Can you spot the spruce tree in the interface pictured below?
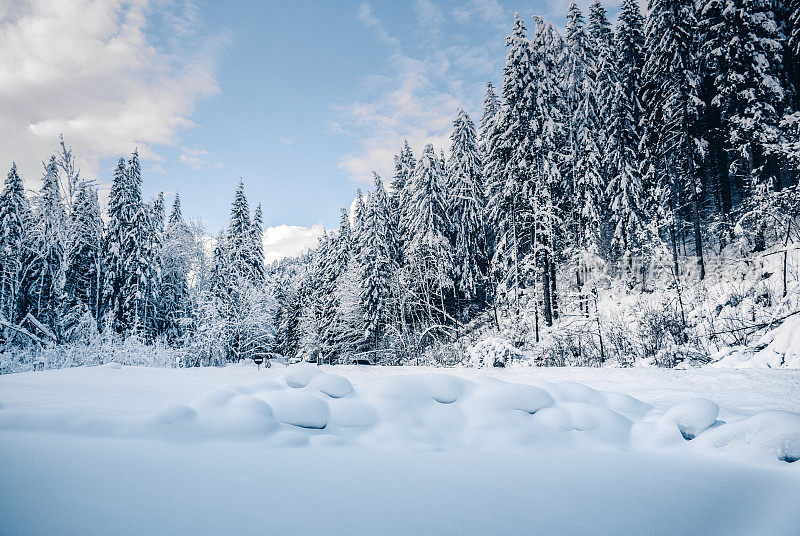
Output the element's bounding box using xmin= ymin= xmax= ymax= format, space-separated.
xmin=159 ymin=193 xmax=192 ymax=341
xmin=250 ymin=203 xmax=266 ymax=283
xmin=479 ymin=82 xmax=500 ymax=149
xmin=644 ymin=0 xmax=706 ymax=278
xmin=485 ymin=13 xmax=534 ymax=313
xmin=359 ymin=174 xmax=396 ymax=347
xmin=27 ymin=157 xmax=66 ymax=333
xmin=606 ymin=0 xmax=646 ymax=266
xmin=446 ymin=108 xmax=486 ymax=304
xmin=65 ymin=182 xmax=103 ymax=324
xmin=0 ymin=163 xmax=30 ymax=325
xmin=228 ymin=180 xmax=252 ymax=279
xmin=405 ymin=144 xmax=453 ymax=324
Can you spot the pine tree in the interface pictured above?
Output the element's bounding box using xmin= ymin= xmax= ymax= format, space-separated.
xmin=564 ymin=2 xmax=604 ymax=254
xmin=485 ymin=13 xmax=534 ymax=314
xmin=0 ymin=163 xmax=30 ymax=325
xmin=228 ymin=180 xmax=252 ymax=278
xmin=700 ymin=0 xmax=784 ymax=199
xmin=360 ymin=174 xmax=397 ymax=347
xmin=65 ymin=182 xmax=103 ymax=324
xmin=530 ymin=16 xmax=567 ymax=328
xmin=159 ymin=193 xmax=192 ymax=341
xmin=102 ymin=158 xmax=127 ymax=331
xmin=644 ymin=0 xmax=706 ymax=278
xmin=27 ymin=156 xmax=66 ymax=333
xmin=405 ymin=144 xmax=453 ymax=325
xmin=606 ymin=0 xmax=646 ymax=266
xmin=479 ymin=82 xmax=500 ymax=149
xmin=250 ymin=203 xmax=265 ymax=283
xmin=446 ymin=108 xmax=486 ymax=304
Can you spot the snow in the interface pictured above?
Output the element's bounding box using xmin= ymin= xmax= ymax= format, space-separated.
xmin=1 ymin=364 xmax=799 ymax=535
xmin=710 ymin=315 xmax=800 ymax=369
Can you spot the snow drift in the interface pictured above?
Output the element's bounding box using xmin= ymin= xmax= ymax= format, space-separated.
xmin=709 ymin=315 xmax=800 ymax=369
xmin=1 ymin=363 xmax=797 ymax=466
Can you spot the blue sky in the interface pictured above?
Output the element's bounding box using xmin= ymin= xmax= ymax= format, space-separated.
xmin=0 ymin=0 xmax=621 ymax=259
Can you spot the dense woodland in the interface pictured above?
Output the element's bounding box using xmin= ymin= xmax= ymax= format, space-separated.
xmin=1 ymin=0 xmax=800 ymax=369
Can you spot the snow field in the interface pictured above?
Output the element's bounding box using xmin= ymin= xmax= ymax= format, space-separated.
xmin=1 ymin=363 xmax=799 ymax=466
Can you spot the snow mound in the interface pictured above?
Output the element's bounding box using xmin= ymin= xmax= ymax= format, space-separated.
xmin=258 ymin=390 xmax=329 ymax=429
xmin=661 ymin=398 xmax=720 ymax=440
xmin=144 ymin=389 xmax=278 ymax=440
xmin=284 ymin=363 xmax=322 ymax=388
xmin=375 ymin=374 xmax=469 ymax=404
xmin=692 ymin=411 xmax=800 ymax=463
xmin=709 ymin=316 xmax=800 ymax=369
xmin=469 ymin=379 xmax=553 ymax=414
xmin=1 ymin=369 xmax=798 ymax=466
xmin=102 ymin=362 xmax=122 ymax=369
xmin=308 ymin=373 xmax=353 ymax=398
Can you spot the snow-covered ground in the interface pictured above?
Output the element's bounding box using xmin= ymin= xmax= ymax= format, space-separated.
xmin=1 ymin=363 xmax=799 ymax=535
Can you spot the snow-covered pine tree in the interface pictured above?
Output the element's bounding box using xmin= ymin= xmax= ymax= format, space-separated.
xmin=359 ymin=173 xmax=397 ymax=348
xmin=479 ymin=82 xmax=500 ymax=150
xmin=227 ymin=179 xmax=252 ymax=279
xmin=446 ymin=108 xmax=487 ymax=309
xmin=102 ymin=158 xmax=127 ymax=331
xmin=0 ymin=163 xmax=31 ymax=323
xmin=143 ymin=191 xmax=165 ymax=336
xmin=405 ymin=144 xmax=453 ymax=326
xmin=65 ymin=182 xmax=104 ymax=325
xmin=700 ymin=0 xmax=784 ymax=202
xmin=530 ymin=16 xmax=567 ymax=328
xmin=26 ymin=156 xmax=66 ymax=335
xmin=391 ymin=141 xmax=415 ymax=213
xmin=0 ymin=164 xmax=30 ymax=327
xmin=351 ymin=188 xmax=366 ymax=253
xmin=274 ymin=272 xmax=301 ymax=358
xmin=159 ymin=193 xmax=193 ymax=341
xmin=297 ymin=232 xmax=331 ymax=360
xmin=121 ymin=150 xmax=153 ymax=333
xmin=605 ymin=0 xmax=646 ymax=271
xmin=644 ymin=0 xmax=706 ymax=278
xmin=564 ymin=2 xmax=605 ymax=312
xmin=485 ymin=13 xmax=534 ymax=315
xmin=587 ymin=0 xmax=616 ymax=174
xmin=249 ymin=203 xmax=266 ymax=284
xmin=317 ymin=207 xmax=353 ymax=358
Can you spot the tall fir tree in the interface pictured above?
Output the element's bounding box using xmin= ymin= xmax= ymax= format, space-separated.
xmin=486 ymin=13 xmax=534 ymax=313
xmin=228 ymin=180 xmax=252 ymax=279
xmin=250 ymin=203 xmax=266 ymax=283
xmin=65 ymin=182 xmax=103 ymax=324
xmin=446 ymin=108 xmax=487 ymax=304
xmin=359 ymin=174 xmax=397 ymax=347
xmin=159 ymin=193 xmax=192 ymax=341
xmin=644 ymin=0 xmax=706 ymax=277
xmin=0 ymin=163 xmax=30 ymax=325
xmin=27 ymin=157 xmax=66 ymax=334
xmin=606 ymin=0 xmax=647 ymax=265
xmin=405 ymin=144 xmax=453 ymax=324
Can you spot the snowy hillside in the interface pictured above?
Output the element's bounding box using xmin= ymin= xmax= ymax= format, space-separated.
xmin=1 ymin=363 xmax=798 ymax=535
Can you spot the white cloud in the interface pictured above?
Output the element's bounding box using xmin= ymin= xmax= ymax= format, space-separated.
xmin=0 ymin=0 xmax=224 ymax=185
xmin=414 ymin=0 xmax=445 ymax=35
xmin=452 ymin=0 xmax=507 ymax=29
xmin=337 ymin=3 xmax=474 ymax=184
xmin=262 ymin=223 xmax=326 ymax=264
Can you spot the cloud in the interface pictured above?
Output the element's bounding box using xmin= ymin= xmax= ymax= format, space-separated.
xmin=414 ymin=0 xmax=445 ymax=35
xmin=0 ymin=0 xmax=225 ymax=185
xmin=262 ymin=223 xmax=326 ymax=264
xmin=337 ymin=3 xmax=482 ymax=184
xmin=452 ymin=0 xmax=507 ymax=29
